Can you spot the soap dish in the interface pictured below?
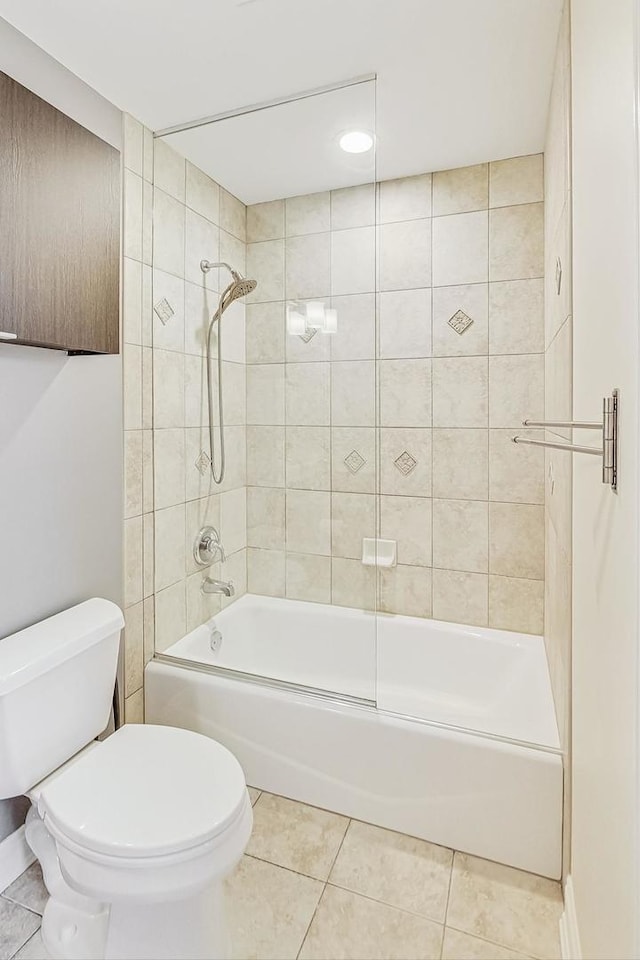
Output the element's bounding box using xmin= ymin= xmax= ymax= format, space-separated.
xmin=361 ymin=538 xmax=397 ymax=568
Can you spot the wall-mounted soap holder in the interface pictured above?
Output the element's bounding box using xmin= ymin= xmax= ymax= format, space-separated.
xmin=362 ymin=538 xmax=397 ymax=568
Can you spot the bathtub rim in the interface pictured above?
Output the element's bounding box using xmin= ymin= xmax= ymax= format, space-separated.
xmin=151 ymin=651 xmax=562 ymax=755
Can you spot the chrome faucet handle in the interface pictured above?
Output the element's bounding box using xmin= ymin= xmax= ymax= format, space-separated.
xmin=194 ymin=526 xmax=225 ymax=566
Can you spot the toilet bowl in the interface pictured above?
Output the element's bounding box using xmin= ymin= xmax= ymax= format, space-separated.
xmin=0 ymin=599 xmax=253 ymax=960
xmin=27 ymin=724 xmax=253 ymax=960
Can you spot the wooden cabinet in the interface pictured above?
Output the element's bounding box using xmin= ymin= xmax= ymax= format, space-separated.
xmin=0 ymin=71 xmax=120 ymax=354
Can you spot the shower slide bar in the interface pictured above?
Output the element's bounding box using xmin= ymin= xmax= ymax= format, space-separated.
xmin=512 ymin=390 xmax=618 ymax=491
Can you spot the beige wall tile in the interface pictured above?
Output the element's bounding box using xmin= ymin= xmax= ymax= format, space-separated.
xmin=490 ymin=502 xmax=544 ymax=580
xmin=379 ymin=219 xmax=432 ymax=290
xmin=332 ymin=427 xmax=376 ymax=494
xmin=154 ymin=580 xmax=186 ymax=652
xmin=123 ymin=257 xmax=143 ymax=345
xmin=184 ymin=281 xmax=216 ymax=356
xmin=152 ymin=268 xmax=185 ymax=353
xmin=379 ymin=359 xmax=431 ymax=427
xmin=447 ymin=852 xmax=561 ymax=958
xmin=143 ymin=512 xmax=154 ymax=599
xmin=247 ymin=548 xmax=286 ymax=597
xmin=432 ymin=283 xmax=489 ymax=357
xmin=286 ymin=315 xmax=331 ymax=362
xmin=247 ymin=363 xmax=285 ymax=425
xmin=433 ymin=499 xmax=488 ymax=573
xmin=123 ymin=169 xmax=143 ymax=261
xmin=124 ymin=516 xmax=143 ymax=607
xmin=331 ymin=183 xmax=376 ymax=230
xmin=221 ymin=548 xmax=247 ymax=607
xmin=489 ymin=575 xmax=544 ymax=634
xmin=154 ymin=503 xmax=186 ymax=591
xmin=489 ymin=203 xmax=544 ymax=281
xmin=330 ymin=294 xmax=376 ymax=361
xmin=331 ymin=557 xmax=375 ymax=610
xmin=142 ymin=430 xmax=154 ymax=514
xmin=432 ymin=163 xmax=488 ymax=216
xmin=186 ymin=161 xmax=219 ymax=224
xmin=331 ymin=492 xmax=376 ymax=559
xmin=154 ymin=139 xmax=185 ymax=201
xmin=142 ymin=126 xmax=154 ymax=183
xmin=331 ymin=226 xmax=376 ymax=295
xmin=153 ymin=349 xmax=184 ymax=428
xmin=545 ymin=318 xmax=572 ymax=429
xmin=124 ymin=430 xmax=144 ymax=519
xmin=380 ymin=564 xmax=432 ymax=617
xmin=380 ymin=428 xmax=432 ymax=497
xmin=247 ymin=199 xmax=285 ymax=242
xmin=220 ymin=189 xmax=246 ymax=242
xmin=247 ymin=487 xmax=285 ymax=550
xmin=185 ymin=208 xmax=219 ymax=287
xmin=287 ymin=490 xmax=330 ymax=555
xmin=143 ymin=595 xmax=155 ymax=663
xmin=123 ymin=114 xmax=144 ymax=176
xmin=286 ymin=362 xmax=330 ymax=425
xmin=142 ymin=180 xmax=153 ymax=266
xmin=329 ymin=820 xmax=452 ymax=922
xmin=433 ymin=211 xmax=488 ymax=286
xmin=141 ymin=264 xmax=153 ymax=347
xmin=432 ymin=429 xmax=488 ymax=500
xmin=220 ymin=487 xmax=247 ymax=555
xmin=123 ymin=344 xmax=142 ymax=430
xmin=285 ymin=234 xmax=331 ymax=299
xmin=286 ymin=426 xmax=331 ymax=490
xmin=378 ymin=174 xmax=432 ymax=222
xmin=489 ymin=354 xmax=544 ymax=428
xmin=286 ymin=192 xmax=330 ymax=236
xmin=489 ymin=278 xmax=544 ymax=354
xmin=490 ymin=154 xmax=544 ymax=208
xmin=142 ymin=347 xmax=153 ymax=430
xmin=432 ymin=569 xmax=488 ymax=626
xmin=432 ymin=357 xmax=488 ymax=428
xmin=124 ymin=601 xmax=144 ymax=697
xmin=246 ymin=302 xmax=285 ymax=363
xmin=247 ymin=425 xmax=285 ymax=487
xmin=489 ymin=429 xmax=544 ymax=504
xmin=331 ymin=361 xmax=375 ymax=426
xmin=380 ymin=495 xmax=432 ymax=565
xmin=125 ymin=689 xmax=144 ymax=724
xmin=153 ymin=188 xmax=185 ymax=277
xmin=378 ymin=288 xmax=431 ymax=360
xmin=246 ymin=239 xmax=285 ymax=303
xmin=186 ymin=568 xmax=222 ymax=631
xmin=154 ymin=428 xmax=185 ymax=509
xmin=286 ymin=553 xmax=331 ymax=603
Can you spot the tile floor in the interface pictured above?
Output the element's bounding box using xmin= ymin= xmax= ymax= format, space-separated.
xmin=1 ymin=789 xmax=563 ymax=960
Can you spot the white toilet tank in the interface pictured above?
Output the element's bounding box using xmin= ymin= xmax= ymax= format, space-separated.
xmin=0 ymin=599 xmax=124 ymax=799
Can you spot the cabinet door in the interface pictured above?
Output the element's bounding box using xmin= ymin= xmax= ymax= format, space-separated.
xmin=0 ymin=71 xmax=120 ymax=353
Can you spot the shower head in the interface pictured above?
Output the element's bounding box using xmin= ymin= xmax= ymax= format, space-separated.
xmin=201 ymin=259 xmax=257 ymax=304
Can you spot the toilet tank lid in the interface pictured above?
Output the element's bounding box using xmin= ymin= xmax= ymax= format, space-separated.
xmin=0 ymin=599 xmax=124 ymax=697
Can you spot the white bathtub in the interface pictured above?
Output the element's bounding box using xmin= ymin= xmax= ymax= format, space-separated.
xmin=145 ymin=594 xmax=563 ymax=878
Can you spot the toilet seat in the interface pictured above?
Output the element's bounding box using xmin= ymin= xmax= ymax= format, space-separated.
xmin=34 ymin=724 xmax=252 ymax=904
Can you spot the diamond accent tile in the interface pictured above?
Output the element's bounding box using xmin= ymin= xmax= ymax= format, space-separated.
xmin=394 ymin=451 xmax=417 ymax=476
xmin=344 ymin=450 xmax=366 ymax=474
xmin=298 ymin=327 xmax=318 ymax=344
xmin=448 ymin=309 xmax=473 ymax=335
xmin=194 ymin=450 xmax=211 ymax=475
xmin=154 ymin=297 xmax=175 ymax=326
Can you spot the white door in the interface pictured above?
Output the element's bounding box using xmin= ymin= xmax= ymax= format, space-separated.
xmin=570 ymin=0 xmax=639 ymax=956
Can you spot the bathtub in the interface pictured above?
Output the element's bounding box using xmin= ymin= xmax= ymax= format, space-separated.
xmin=145 ymin=594 xmax=563 ymax=879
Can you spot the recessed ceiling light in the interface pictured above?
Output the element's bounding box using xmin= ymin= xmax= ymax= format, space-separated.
xmin=339 ymin=130 xmax=374 ymax=154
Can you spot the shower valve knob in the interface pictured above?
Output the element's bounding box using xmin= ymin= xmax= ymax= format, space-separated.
xmin=194 ymin=526 xmax=225 ymax=566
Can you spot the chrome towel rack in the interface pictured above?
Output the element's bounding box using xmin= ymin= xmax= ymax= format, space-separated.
xmin=512 ymin=390 xmax=618 ymax=491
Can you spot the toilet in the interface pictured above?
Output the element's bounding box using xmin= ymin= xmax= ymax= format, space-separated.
xmin=0 ymin=598 xmax=252 ymax=960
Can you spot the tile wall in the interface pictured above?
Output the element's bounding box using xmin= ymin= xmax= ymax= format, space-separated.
xmin=122 ymin=122 xmax=250 ymax=693
xmin=543 ymin=0 xmax=573 ymax=869
xmin=245 ymin=157 xmax=546 ymax=631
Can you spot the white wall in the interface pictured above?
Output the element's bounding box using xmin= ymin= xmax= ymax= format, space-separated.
xmin=570 ymin=0 xmax=639 ymax=956
xmin=0 ymin=16 xmax=122 ymax=841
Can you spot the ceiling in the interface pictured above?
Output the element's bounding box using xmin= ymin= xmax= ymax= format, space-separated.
xmin=0 ymin=0 xmax=563 ymax=203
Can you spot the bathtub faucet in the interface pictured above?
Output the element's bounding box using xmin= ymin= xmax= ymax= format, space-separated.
xmin=201 ymin=577 xmax=235 ymax=597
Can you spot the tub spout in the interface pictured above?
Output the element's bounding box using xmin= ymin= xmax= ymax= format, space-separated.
xmin=202 ymin=577 xmax=235 ymax=597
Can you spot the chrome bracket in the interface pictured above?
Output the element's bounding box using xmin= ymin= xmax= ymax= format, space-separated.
xmin=512 ymin=390 xmax=619 ymax=492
